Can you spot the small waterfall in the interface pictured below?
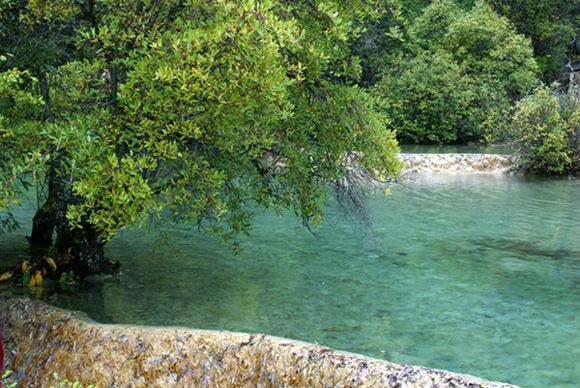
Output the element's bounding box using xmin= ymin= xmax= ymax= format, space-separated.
xmin=397 ymin=153 xmax=516 ymax=173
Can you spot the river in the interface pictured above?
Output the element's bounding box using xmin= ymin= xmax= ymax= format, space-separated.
xmin=1 ymin=168 xmax=579 ymax=388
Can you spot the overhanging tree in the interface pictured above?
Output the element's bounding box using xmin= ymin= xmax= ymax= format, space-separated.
xmin=0 ymin=0 xmax=402 ymax=281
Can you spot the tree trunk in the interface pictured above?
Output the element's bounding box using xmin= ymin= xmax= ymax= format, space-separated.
xmin=28 ymin=154 xmax=110 ymax=278
xmin=38 ymin=70 xmax=52 ymax=121
xmin=54 ymin=221 xmax=107 ymax=277
xmin=29 ymin=200 xmax=55 ymax=251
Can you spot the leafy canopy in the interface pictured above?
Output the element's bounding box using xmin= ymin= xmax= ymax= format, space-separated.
xmin=487 ymin=0 xmax=580 ymax=83
xmin=510 ymin=84 xmax=580 ymax=175
xmin=373 ymin=0 xmax=538 ymax=144
xmin=0 ymin=0 xmax=401 ymax=262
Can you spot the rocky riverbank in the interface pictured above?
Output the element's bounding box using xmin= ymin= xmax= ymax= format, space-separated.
xmin=0 ymin=296 xmax=521 ymax=388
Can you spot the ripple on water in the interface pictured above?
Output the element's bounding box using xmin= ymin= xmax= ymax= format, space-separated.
xmin=1 ymin=173 xmax=580 ymax=388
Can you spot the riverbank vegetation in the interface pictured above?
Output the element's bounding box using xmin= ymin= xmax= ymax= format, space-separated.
xmin=353 ymin=0 xmax=579 ymax=174
xmin=373 ymin=0 xmax=538 ymax=145
xmin=511 ymin=84 xmax=580 ymax=175
xmin=356 ymin=0 xmax=580 ymax=146
xmin=1 ymin=0 xmax=579 ymax=282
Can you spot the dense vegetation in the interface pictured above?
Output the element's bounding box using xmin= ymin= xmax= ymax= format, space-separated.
xmin=1 ymin=0 xmax=579 ymax=282
xmin=510 ymin=84 xmax=580 ymax=175
xmin=352 ymin=0 xmax=580 ymax=172
xmin=373 ymin=0 xmax=538 ymax=144
xmin=353 ymin=0 xmax=580 ymax=88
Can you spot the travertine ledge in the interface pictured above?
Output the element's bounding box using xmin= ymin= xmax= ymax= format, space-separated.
xmin=397 ymin=153 xmax=516 ymax=173
xmin=0 ymin=296 xmax=520 ymax=388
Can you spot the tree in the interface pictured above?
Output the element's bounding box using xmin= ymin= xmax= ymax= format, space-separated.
xmin=510 ymin=84 xmax=580 ymax=175
xmin=348 ymin=0 xmax=409 ymax=88
xmin=0 ymin=0 xmax=402 ymax=281
xmin=373 ymin=51 xmax=479 ymax=144
xmin=487 ymin=0 xmax=580 ymax=83
xmin=0 ymin=0 xmax=88 ymax=120
xmin=0 ymin=57 xmax=44 ymax=235
xmin=373 ymin=0 xmax=538 ymax=144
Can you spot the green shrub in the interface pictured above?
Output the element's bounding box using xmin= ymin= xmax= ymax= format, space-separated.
xmin=440 ymin=0 xmax=537 ymax=97
xmin=374 ymin=49 xmax=515 ymax=144
xmin=510 ymin=84 xmax=580 ymax=175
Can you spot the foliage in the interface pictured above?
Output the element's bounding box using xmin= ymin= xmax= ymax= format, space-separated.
xmin=0 ymin=0 xmax=402 ymax=278
xmin=374 ymin=51 xmax=477 ymax=144
xmin=373 ymin=0 xmax=538 ymax=144
xmin=349 ymin=0 xmax=484 ymax=89
xmin=487 ymin=0 xmax=580 ymax=83
xmin=353 ymin=0 xmax=577 ymax=90
xmin=510 ymin=84 xmax=580 ymax=175
xmin=2 ymin=370 xmax=18 ymax=388
xmin=0 ymin=57 xmax=45 ymax=234
xmin=410 ymin=0 xmax=460 ymax=49
xmin=51 ymin=372 xmax=96 ymax=388
xmin=348 ymin=1 xmax=410 ymax=88
xmin=440 ymin=1 xmax=538 ymax=96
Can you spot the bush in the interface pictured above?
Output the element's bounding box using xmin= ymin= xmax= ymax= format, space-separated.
xmin=374 ymin=49 xmax=516 ymax=144
xmin=510 ymin=84 xmax=580 ymax=175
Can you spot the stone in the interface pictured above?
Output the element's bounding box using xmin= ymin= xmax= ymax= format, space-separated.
xmin=0 ymin=296 xmax=521 ymax=388
xmin=396 ymin=154 xmax=515 ymax=174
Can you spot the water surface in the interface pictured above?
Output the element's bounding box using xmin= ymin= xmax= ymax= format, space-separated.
xmin=1 ymin=172 xmax=579 ymax=388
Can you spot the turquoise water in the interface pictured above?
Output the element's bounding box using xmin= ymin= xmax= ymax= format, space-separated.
xmin=1 ymin=172 xmax=580 ymax=388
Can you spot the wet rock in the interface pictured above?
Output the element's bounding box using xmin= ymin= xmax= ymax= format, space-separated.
xmin=0 ymin=296 xmax=520 ymax=388
xmin=397 ymin=154 xmax=517 ymax=174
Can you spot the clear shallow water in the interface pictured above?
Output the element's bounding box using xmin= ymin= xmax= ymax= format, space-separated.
xmin=2 ymin=173 xmax=580 ymax=388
